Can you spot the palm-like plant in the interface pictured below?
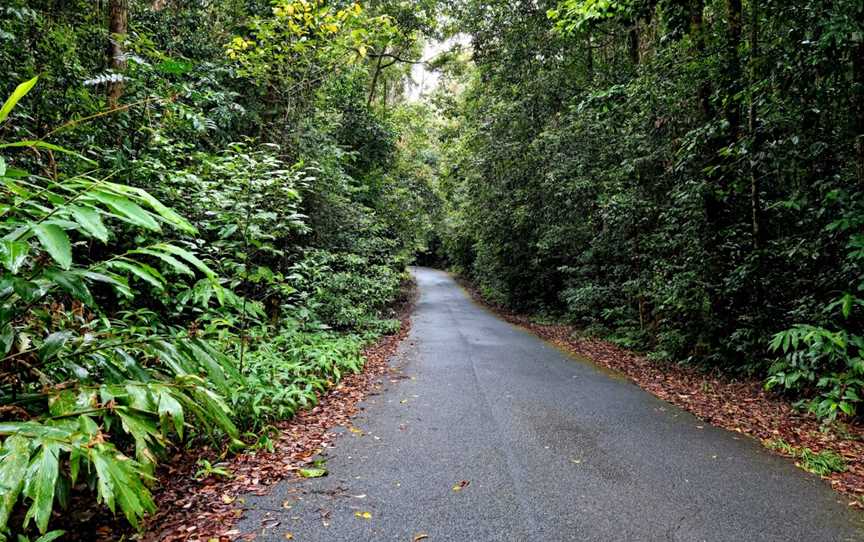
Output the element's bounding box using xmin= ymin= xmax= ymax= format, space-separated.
xmin=0 ymin=79 xmax=241 ymax=538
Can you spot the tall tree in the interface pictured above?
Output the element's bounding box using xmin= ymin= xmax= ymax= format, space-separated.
xmin=690 ymin=0 xmax=712 ymax=119
xmin=107 ymin=0 xmax=128 ymax=107
xmin=748 ymin=0 xmax=761 ymax=249
xmin=854 ymin=17 xmax=864 ymax=186
xmin=724 ymin=0 xmax=743 ymax=138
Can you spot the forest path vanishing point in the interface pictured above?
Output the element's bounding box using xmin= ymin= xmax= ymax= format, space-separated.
xmin=239 ymin=268 xmax=863 ymax=542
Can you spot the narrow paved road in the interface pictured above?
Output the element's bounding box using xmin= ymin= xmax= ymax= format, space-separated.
xmin=239 ymin=268 xmax=863 ymax=541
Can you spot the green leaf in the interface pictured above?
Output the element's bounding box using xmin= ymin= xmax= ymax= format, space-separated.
xmin=121 ymin=384 xmax=148 ymax=409
xmin=39 ymin=331 xmax=74 ymax=362
xmin=106 ymin=260 xmax=165 ymax=291
xmin=87 ymin=191 xmax=161 ymax=231
xmin=0 ymin=240 xmax=30 ymax=274
xmin=81 ymin=271 xmax=133 ymax=299
xmin=157 ymin=59 xmax=194 ymax=75
xmin=156 ymin=388 xmax=185 ymax=439
xmin=0 ymin=423 xmax=75 ymax=440
xmin=3 ymin=166 xmax=29 ymax=179
xmin=152 ymin=244 xmax=215 ymax=278
xmin=48 ymin=390 xmax=78 ymax=417
xmin=186 ymin=342 xmax=229 ymax=392
xmin=116 ymin=409 xmax=163 ymax=465
xmin=44 ymin=269 xmax=94 ymax=306
xmin=104 ymin=184 xmax=196 ymax=234
xmin=840 ymin=293 xmax=854 ymax=319
xmin=13 ymin=277 xmax=44 ymax=302
xmin=0 ymin=156 xmax=6 ymax=177
xmin=90 ymin=444 xmax=156 ymax=528
xmin=769 ymin=332 xmax=785 ymax=352
xmin=128 ymin=248 xmax=194 ymax=276
xmin=1 ymin=177 xmax=31 ymax=198
xmin=34 ymin=531 xmax=66 ymax=542
xmin=68 ymin=205 xmax=109 ymax=243
xmin=298 ymin=468 xmax=327 ymax=478
xmin=0 ymin=323 xmax=14 ymax=356
xmin=181 ymin=381 xmax=239 ymax=439
xmin=32 ymin=223 xmax=72 ymax=270
xmin=0 ymin=76 xmax=38 ymax=124
xmin=22 ymin=441 xmax=60 ymax=533
xmin=0 ymin=141 xmax=96 ymax=165
xmin=0 ymin=435 xmax=31 ymax=530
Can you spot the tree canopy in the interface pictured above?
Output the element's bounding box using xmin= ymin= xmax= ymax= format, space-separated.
xmin=431 ymin=0 xmax=864 ymax=421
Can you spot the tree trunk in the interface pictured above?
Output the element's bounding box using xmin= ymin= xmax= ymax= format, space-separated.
xmin=854 ymin=37 xmax=864 ymax=186
xmin=749 ymin=0 xmax=762 ymax=249
xmin=107 ymin=0 xmax=128 ymax=108
xmin=724 ymin=0 xmax=743 ymax=139
xmin=367 ymin=52 xmax=384 ymax=107
xmin=628 ymin=22 xmax=641 ymax=66
xmin=690 ymin=0 xmax=713 ymax=119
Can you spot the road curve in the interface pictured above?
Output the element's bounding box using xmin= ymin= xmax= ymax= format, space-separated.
xmin=239 ymin=267 xmax=863 ymax=541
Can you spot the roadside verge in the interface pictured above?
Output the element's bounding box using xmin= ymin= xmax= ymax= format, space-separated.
xmin=74 ymin=280 xmax=418 ymax=542
xmin=457 ymin=277 xmax=864 ymax=508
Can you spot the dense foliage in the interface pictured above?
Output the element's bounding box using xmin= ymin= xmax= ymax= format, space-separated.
xmin=0 ymin=1 xmax=439 ymax=538
xmin=431 ymin=0 xmax=864 ymax=421
xmin=4 ymin=0 xmax=863 ymax=536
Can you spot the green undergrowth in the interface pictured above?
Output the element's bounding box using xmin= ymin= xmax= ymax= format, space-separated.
xmin=0 ymin=56 xmax=421 ymax=539
xmin=764 ymin=439 xmax=847 ymax=476
xmin=229 ymin=328 xmax=365 ymax=432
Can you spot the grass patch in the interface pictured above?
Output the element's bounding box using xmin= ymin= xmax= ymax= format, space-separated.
xmin=764 ymin=438 xmax=847 ymax=476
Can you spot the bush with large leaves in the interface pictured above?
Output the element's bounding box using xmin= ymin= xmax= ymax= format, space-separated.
xmin=0 ymin=79 xmax=240 ymax=538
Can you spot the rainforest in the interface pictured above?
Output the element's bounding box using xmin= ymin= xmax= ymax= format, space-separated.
xmin=1 ymin=0 xmax=863 ymax=540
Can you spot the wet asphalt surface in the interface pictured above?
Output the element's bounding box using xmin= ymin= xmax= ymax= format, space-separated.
xmin=238 ymin=267 xmax=864 ymax=542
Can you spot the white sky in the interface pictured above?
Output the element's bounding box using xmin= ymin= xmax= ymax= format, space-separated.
xmin=406 ymin=35 xmax=469 ymax=102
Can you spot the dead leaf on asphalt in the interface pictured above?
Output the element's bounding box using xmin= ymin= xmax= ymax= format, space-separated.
xmin=298 ymin=468 xmax=327 ymax=478
xmin=452 ymin=480 xmax=470 ymax=491
xmin=413 ymin=534 xmax=429 ymax=541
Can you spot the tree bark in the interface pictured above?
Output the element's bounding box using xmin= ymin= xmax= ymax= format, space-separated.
xmin=724 ymin=0 xmax=743 ymax=139
xmin=107 ymin=0 xmax=128 ymax=108
xmin=854 ymin=37 xmax=864 ymax=186
xmin=368 ymin=51 xmax=384 ymax=107
xmin=628 ymin=22 xmax=641 ymax=66
xmin=690 ymin=0 xmax=712 ymax=119
xmin=749 ymin=0 xmax=762 ymax=249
